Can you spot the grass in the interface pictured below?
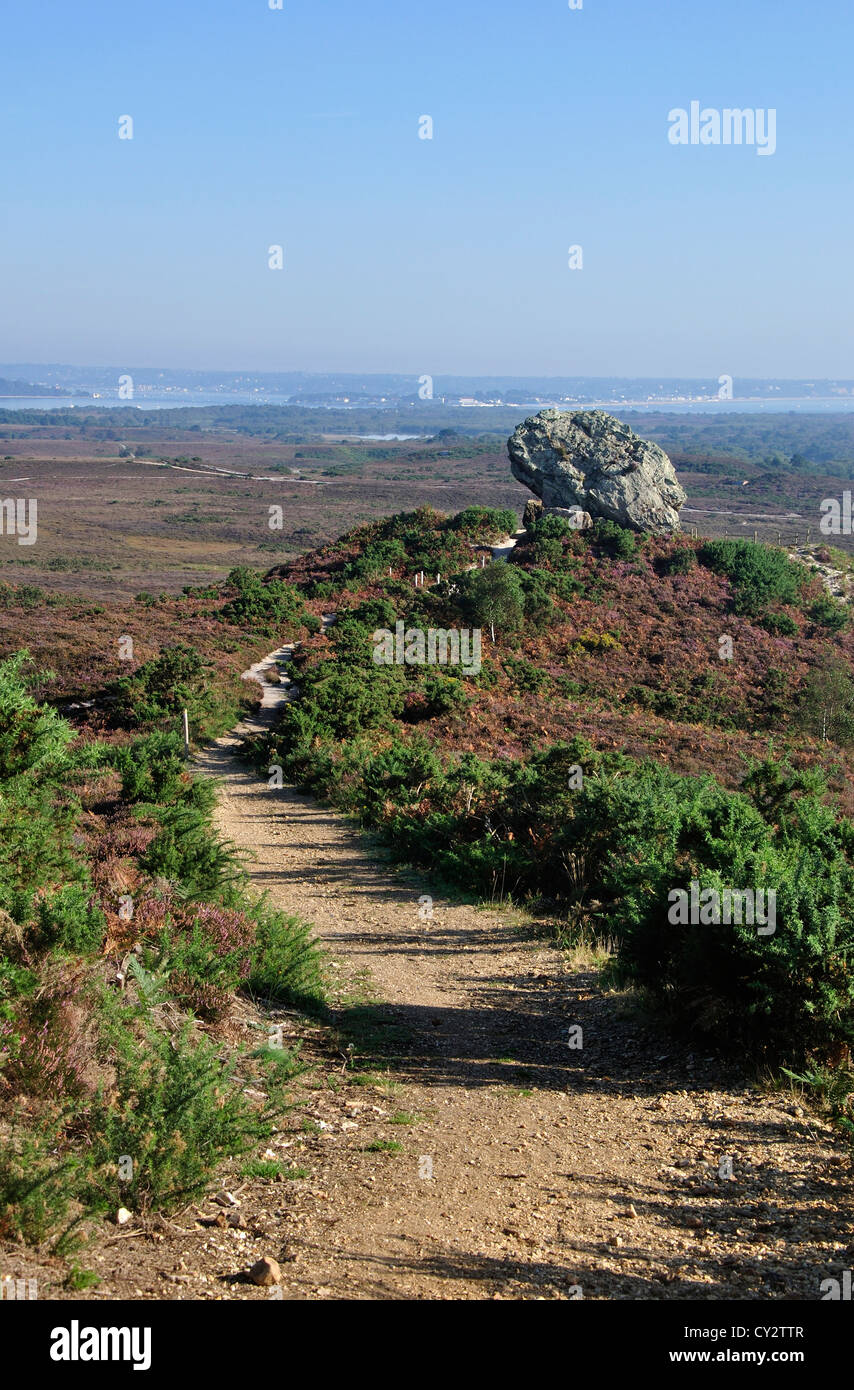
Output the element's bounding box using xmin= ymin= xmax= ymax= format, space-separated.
xmin=364 ymin=1139 xmax=403 ymax=1154
xmin=388 ymin=1111 xmax=419 ymax=1125
xmin=240 ymin=1159 xmax=286 ymax=1180
xmin=65 ymin=1264 xmax=100 ymax=1292
xmin=348 ymin=1070 xmax=401 ymax=1093
xmin=778 ymin=1062 xmax=854 ymax=1139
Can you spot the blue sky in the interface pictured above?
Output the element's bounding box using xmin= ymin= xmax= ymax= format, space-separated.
xmin=2 ymin=0 xmax=851 ymax=376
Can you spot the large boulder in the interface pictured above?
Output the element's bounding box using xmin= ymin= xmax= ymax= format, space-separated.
xmin=508 ymin=409 xmax=686 ymax=533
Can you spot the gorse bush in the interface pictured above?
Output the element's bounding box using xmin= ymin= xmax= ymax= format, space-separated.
xmin=698 ymin=539 xmax=806 ymax=615
xmin=82 ymin=1018 xmax=303 ymax=1215
xmin=450 ymin=506 xmax=517 ymax=542
xmin=108 ymin=642 xmax=245 ymax=740
xmin=247 ymin=903 xmax=326 ymax=1009
xmin=116 ymin=730 xmax=188 ymax=803
xmin=36 ymin=883 xmax=106 ymax=955
xmin=0 ymin=1114 xmax=84 ymax=1250
xmin=221 ymin=566 xmax=318 ymax=635
xmin=809 ymin=594 xmax=849 ymax=632
xmin=0 ymin=651 xmax=96 ymax=909
xmin=594 ymin=518 xmax=639 ymax=558
xmin=0 ymin=651 xmax=75 ymax=779
xmin=141 ymin=801 xmax=244 ymax=901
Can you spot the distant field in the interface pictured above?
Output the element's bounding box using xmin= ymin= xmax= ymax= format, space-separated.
xmin=0 ymin=435 xmax=518 ymax=597
xmin=1 ymin=413 xmax=853 ymax=596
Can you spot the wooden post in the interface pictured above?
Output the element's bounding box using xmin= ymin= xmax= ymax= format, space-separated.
xmin=753 ymin=529 xmax=758 ymax=543
xmin=182 ymin=708 xmax=190 ymax=757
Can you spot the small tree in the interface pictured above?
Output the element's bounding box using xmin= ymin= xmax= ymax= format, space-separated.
xmin=798 ymin=660 xmax=854 ymax=744
xmin=460 ymin=562 xmax=525 ymax=641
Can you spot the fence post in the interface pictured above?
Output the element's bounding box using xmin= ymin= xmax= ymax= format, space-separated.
xmin=182 ymin=708 xmax=190 ymax=758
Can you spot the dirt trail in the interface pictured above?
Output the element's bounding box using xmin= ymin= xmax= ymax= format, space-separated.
xmin=190 ymin=684 xmax=854 ymax=1301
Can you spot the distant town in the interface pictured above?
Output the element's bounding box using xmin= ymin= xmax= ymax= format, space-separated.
xmin=2 ymin=365 xmax=854 ymax=411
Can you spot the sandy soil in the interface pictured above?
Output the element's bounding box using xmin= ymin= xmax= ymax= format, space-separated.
xmin=8 ymin=681 xmax=852 ymax=1301
xmin=183 ymin=701 xmax=853 ymax=1300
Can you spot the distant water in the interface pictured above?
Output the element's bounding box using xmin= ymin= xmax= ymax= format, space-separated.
xmin=3 ymin=394 xmax=854 ymax=416
xmin=611 ymin=399 xmax=854 ymax=415
xmin=0 ymin=392 xmax=298 ymax=411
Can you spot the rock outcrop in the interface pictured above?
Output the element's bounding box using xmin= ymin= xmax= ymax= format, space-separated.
xmin=545 ymin=506 xmax=593 ymax=531
xmin=508 ymin=409 xmax=686 ymax=533
xmin=522 ymin=497 xmax=543 ymax=529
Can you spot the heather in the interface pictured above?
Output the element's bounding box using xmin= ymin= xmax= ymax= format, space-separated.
xmin=0 ymin=634 xmax=325 ymax=1249
xmin=244 ymin=509 xmax=854 ymax=1075
xmin=3 ymin=501 xmax=854 ymax=1248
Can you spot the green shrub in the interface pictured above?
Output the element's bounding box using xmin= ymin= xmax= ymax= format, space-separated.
xmin=246 ymin=905 xmax=326 ymax=1009
xmin=83 ymin=1022 xmax=302 ymax=1215
xmin=116 ymin=731 xmax=187 ymax=803
xmin=809 ymin=594 xmax=849 ymax=632
xmin=594 ymin=518 xmax=639 ymax=558
xmin=698 ymin=540 xmax=806 ymax=615
xmin=418 ymin=672 xmax=473 ymax=718
xmin=141 ymin=802 xmax=244 ymax=901
xmin=221 ymin=568 xmax=308 ymax=632
xmin=528 ymin=513 xmax=577 ymax=541
xmin=0 ymin=1115 xmax=82 ymax=1249
xmin=0 ymin=651 xmax=75 ymax=780
xmin=502 ymin=657 xmax=549 ymax=692
xmin=36 ymin=883 xmax=106 ymax=955
xmin=758 ymin=610 xmax=798 ymax=636
xmin=111 ymin=644 xmax=216 ymax=734
xmin=659 ymin=545 xmax=697 ymax=576
xmin=450 ymin=506 xmax=517 ymax=542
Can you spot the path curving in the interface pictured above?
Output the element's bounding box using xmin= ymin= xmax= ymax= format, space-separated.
xmin=190 ymin=660 xmax=854 ymax=1301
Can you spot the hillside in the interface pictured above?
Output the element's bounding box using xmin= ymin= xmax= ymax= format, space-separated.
xmin=1 ymin=502 xmax=853 ymax=1300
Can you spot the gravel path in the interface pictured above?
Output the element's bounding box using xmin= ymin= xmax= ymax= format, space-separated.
xmin=186 ymin=687 xmax=854 ymax=1300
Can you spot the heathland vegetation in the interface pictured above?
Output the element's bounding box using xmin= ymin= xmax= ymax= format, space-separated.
xmin=0 ymin=577 xmax=324 ymax=1258
xmin=247 ymin=507 xmax=854 ymax=1085
xmin=2 ymin=497 xmax=854 ymax=1260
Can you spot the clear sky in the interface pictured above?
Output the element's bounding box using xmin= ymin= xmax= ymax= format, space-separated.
xmin=2 ymin=0 xmax=851 ymax=377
